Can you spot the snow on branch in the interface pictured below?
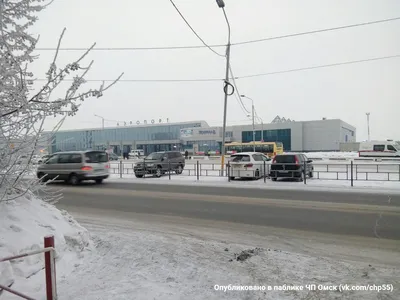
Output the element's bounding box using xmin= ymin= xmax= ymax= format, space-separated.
xmin=0 ymin=0 xmax=123 ymax=202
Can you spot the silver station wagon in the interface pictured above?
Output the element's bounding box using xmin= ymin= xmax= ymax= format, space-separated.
xmin=36 ymin=150 xmax=110 ymax=185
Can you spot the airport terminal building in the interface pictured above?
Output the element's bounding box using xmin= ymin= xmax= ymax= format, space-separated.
xmin=44 ymin=117 xmax=356 ymax=155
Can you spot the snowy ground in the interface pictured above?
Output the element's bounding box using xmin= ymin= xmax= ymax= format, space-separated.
xmin=296 ymin=151 xmax=359 ymax=159
xmin=55 ymin=212 xmax=400 ymax=300
xmin=1 ymin=188 xmax=399 ymax=299
xmin=107 ymin=173 xmax=400 ymax=193
xmin=0 ymin=194 xmax=92 ymax=300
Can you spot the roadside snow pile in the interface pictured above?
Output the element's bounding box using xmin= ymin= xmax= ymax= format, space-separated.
xmin=301 ymin=152 xmax=358 ymax=159
xmin=231 ymin=247 xmax=264 ymax=262
xmin=58 ymin=220 xmax=400 ymax=300
xmin=0 ymin=193 xmax=92 ymax=299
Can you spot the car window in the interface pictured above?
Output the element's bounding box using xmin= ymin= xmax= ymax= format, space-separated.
xmin=252 ymin=154 xmax=263 ymax=161
xmin=168 ymin=152 xmax=176 ymax=159
xmin=274 ymin=155 xmax=296 ymax=163
xmin=145 ymin=152 xmax=164 ymax=160
xmin=231 ymin=155 xmax=250 ymax=162
xmin=70 ymin=154 xmax=82 ymax=163
xmin=85 ymin=151 xmax=108 ymax=163
xmin=261 ymin=155 xmax=270 ymax=161
xmin=58 ymin=154 xmax=71 ymax=163
xmin=46 ymin=155 xmax=59 ymax=164
xmin=373 ymin=145 xmax=385 ymax=151
xmin=387 ymin=145 xmax=397 ymax=151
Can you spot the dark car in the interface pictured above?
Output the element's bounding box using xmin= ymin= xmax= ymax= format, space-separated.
xmin=108 ymin=153 xmax=119 ymax=161
xmin=133 ymin=151 xmax=185 ymax=178
xmin=270 ymin=153 xmax=313 ymax=182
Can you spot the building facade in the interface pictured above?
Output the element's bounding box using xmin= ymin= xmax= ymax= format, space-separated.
xmin=45 ymin=118 xmax=356 ymax=155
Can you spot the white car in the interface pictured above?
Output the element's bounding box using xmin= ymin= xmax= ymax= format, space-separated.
xmin=228 ymin=152 xmax=271 ymax=180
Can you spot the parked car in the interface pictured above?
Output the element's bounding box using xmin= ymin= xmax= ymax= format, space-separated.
xmin=38 ymin=154 xmax=50 ymax=164
xmin=16 ymin=155 xmax=29 ymax=165
xmin=359 ymin=140 xmax=400 ymax=157
xmin=269 ymin=153 xmax=313 ymax=182
xmin=228 ymin=152 xmax=271 ymax=180
xmin=133 ymin=151 xmax=185 ymax=178
xmin=36 ymin=150 xmax=110 ymax=185
xmin=108 ymin=152 xmax=119 ymax=161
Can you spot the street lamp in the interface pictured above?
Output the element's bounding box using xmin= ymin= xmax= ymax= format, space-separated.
xmin=241 ymin=95 xmax=255 ymax=152
xmin=94 ymin=114 xmax=107 ymax=150
xmin=215 ymin=0 xmax=231 ymax=175
xmin=366 ymin=112 xmax=371 ymax=141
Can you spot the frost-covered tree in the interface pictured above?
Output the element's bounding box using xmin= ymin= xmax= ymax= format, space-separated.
xmin=0 ymin=0 xmax=123 ymax=201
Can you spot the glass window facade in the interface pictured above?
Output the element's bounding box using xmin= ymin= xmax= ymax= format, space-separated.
xmin=242 ymin=129 xmax=291 ymax=151
xmin=183 ymin=140 xmax=220 ymax=152
xmin=50 ymin=123 xmax=202 ymax=154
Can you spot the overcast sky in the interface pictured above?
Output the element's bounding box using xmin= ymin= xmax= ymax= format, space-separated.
xmin=30 ymin=0 xmax=400 ymax=141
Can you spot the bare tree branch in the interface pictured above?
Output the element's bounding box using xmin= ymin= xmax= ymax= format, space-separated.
xmin=0 ymin=0 xmax=123 ymax=202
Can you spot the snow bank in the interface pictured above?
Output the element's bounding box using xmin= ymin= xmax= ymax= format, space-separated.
xmin=0 ymin=193 xmax=92 ymax=299
xmin=108 ymin=174 xmax=400 ymax=193
xmin=299 ymin=151 xmax=359 ymax=159
xmin=58 ymin=219 xmax=400 ymax=300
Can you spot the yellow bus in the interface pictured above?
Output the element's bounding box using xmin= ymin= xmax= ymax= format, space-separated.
xmin=224 ymin=141 xmax=284 ymax=157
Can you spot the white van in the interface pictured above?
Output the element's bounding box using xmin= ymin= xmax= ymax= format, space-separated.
xmin=359 ymin=140 xmax=400 ymax=157
xmin=129 ymin=149 xmax=144 ymax=157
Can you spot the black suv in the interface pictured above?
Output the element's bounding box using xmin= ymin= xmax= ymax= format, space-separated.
xmin=133 ymin=151 xmax=185 ymax=178
xmin=270 ymin=153 xmax=313 ymax=181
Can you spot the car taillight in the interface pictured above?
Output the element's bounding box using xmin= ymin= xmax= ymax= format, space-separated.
xmin=105 ymin=164 xmax=110 ymax=169
xmin=294 ymin=156 xmax=299 ymax=165
xmin=272 ymin=158 xmax=276 ymax=163
xmin=81 ymin=166 xmax=93 ymax=171
xmin=244 ymin=163 xmax=253 ymax=168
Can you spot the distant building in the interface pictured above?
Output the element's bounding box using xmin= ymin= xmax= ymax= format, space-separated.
xmin=45 ymin=118 xmax=356 ymax=155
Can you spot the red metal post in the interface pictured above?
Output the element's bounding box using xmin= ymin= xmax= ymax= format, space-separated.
xmin=44 ymin=236 xmax=55 ymax=300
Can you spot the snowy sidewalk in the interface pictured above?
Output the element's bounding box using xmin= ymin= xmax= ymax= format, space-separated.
xmin=108 ymin=174 xmax=400 ymax=194
xmin=56 ymin=215 xmax=400 ymax=300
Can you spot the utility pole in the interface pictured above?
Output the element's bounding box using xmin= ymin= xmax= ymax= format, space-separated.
xmin=252 ymin=102 xmax=255 ymax=151
xmin=366 ymin=112 xmax=370 ymax=141
xmin=241 ymin=95 xmax=255 ymax=151
xmin=216 ymin=0 xmax=231 ymax=175
xmin=94 ymin=114 xmax=106 ymax=150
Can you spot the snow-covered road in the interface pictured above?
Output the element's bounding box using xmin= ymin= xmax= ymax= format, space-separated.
xmin=57 ymin=212 xmax=400 ymax=300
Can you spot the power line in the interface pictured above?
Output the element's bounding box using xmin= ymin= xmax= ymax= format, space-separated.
xmin=236 ymin=54 xmax=400 ymax=79
xmin=233 ymin=16 xmax=400 ymax=46
xmin=34 ymin=53 xmax=400 ymax=83
xmin=228 ymin=64 xmax=251 ymax=115
xmin=168 ymin=0 xmax=225 ymax=57
xmin=34 ymin=16 xmax=400 ymax=51
xmin=34 ymin=78 xmax=224 ymax=82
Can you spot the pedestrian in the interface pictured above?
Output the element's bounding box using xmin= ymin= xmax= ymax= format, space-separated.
xmin=185 ymin=150 xmax=188 ymax=159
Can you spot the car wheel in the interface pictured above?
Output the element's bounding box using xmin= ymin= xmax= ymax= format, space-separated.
xmin=175 ymin=165 xmax=183 ymax=175
xmin=271 ymin=178 xmax=277 ymax=181
xmin=309 ymin=171 xmax=313 ymax=178
xmin=135 ymin=173 xmax=144 ymax=178
xmin=155 ymin=167 xmax=162 ymax=178
xmin=298 ymin=172 xmax=304 ymax=182
xmin=254 ymin=170 xmax=260 ymax=179
xmin=229 ymin=176 xmax=235 ymax=181
xmin=38 ymin=172 xmax=48 ymax=182
xmin=69 ymin=174 xmax=80 ymax=185
xmin=95 ymin=179 xmax=103 ymax=184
